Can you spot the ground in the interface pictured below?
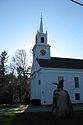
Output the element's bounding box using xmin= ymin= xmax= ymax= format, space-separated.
xmin=0 ymin=104 xmax=83 ymax=125
xmin=0 ymin=111 xmax=83 ymax=125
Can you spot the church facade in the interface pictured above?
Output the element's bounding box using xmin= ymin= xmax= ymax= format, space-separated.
xmin=30 ymin=17 xmax=83 ymax=105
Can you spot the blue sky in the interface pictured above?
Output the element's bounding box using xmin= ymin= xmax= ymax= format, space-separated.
xmin=0 ymin=0 xmax=83 ymax=60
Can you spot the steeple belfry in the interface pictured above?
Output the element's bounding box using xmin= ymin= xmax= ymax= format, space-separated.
xmin=31 ymin=16 xmax=51 ymax=73
xmin=39 ymin=16 xmax=43 ymax=33
xmin=32 ymin=16 xmax=50 ymax=62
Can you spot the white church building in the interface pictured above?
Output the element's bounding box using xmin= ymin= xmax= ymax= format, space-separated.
xmin=30 ymin=17 xmax=83 ymax=105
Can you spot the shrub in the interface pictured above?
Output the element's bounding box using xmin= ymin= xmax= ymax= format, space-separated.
xmin=31 ymin=99 xmax=41 ymax=106
xmin=25 ymin=96 xmax=30 ymax=104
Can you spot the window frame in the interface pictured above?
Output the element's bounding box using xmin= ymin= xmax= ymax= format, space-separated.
xmin=38 ymin=80 xmax=40 ymax=85
xmin=75 ymin=93 xmax=80 ymax=100
xmin=74 ymin=77 xmax=79 ymax=88
xmin=41 ymin=37 xmax=44 ymax=43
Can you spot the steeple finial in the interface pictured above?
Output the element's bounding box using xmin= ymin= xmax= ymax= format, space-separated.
xmin=39 ymin=15 xmax=43 ymax=33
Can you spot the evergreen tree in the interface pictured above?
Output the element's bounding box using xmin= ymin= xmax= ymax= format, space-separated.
xmin=0 ymin=50 xmax=8 ymax=92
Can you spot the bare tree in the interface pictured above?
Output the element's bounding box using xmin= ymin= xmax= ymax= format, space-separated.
xmin=10 ymin=49 xmax=31 ymax=75
xmin=10 ymin=49 xmax=31 ymax=102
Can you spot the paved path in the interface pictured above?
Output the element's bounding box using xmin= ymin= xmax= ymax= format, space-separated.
xmin=25 ymin=105 xmax=52 ymax=112
xmin=0 ymin=105 xmax=28 ymax=113
xmin=0 ymin=105 xmax=52 ymax=113
xmin=0 ymin=104 xmax=83 ymax=113
xmin=73 ymin=103 xmax=83 ymax=111
xmin=25 ymin=104 xmax=83 ymax=112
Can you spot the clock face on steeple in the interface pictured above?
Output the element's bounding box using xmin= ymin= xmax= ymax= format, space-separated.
xmin=40 ymin=49 xmax=46 ymax=56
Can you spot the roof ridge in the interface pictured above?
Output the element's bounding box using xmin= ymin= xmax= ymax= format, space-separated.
xmin=51 ymin=57 xmax=83 ymax=61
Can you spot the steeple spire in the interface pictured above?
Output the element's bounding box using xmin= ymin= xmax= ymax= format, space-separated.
xmin=39 ymin=15 xmax=43 ymax=33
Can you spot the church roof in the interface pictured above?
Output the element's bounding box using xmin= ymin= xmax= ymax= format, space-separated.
xmin=37 ymin=57 xmax=83 ymax=69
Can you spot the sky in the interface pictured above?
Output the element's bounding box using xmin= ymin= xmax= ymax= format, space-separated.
xmin=0 ymin=0 xmax=83 ymax=61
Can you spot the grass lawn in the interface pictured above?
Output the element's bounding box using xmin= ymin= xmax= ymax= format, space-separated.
xmin=0 ymin=104 xmax=20 ymax=109
xmin=0 ymin=111 xmax=83 ymax=125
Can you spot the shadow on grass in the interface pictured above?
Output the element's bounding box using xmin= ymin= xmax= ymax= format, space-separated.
xmin=0 ymin=111 xmax=83 ymax=125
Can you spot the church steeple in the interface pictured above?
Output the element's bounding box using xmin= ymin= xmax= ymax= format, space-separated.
xmin=39 ymin=16 xmax=43 ymax=33
xmin=32 ymin=16 xmax=50 ymax=62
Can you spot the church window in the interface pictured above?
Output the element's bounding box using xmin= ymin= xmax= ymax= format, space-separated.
xmin=38 ymin=80 xmax=40 ymax=85
xmin=41 ymin=37 xmax=44 ymax=43
xmin=74 ymin=77 xmax=79 ymax=88
xmin=42 ymin=91 xmax=44 ymax=94
xmin=75 ymin=93 xmax=80 ymax=100
xmin=44 ymin=101 xmax=46 ymax=104
xmin=33 ymin=51 xmax=35 ymax=57
xmin=36 ymin=36 xmax=37 ymax=43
